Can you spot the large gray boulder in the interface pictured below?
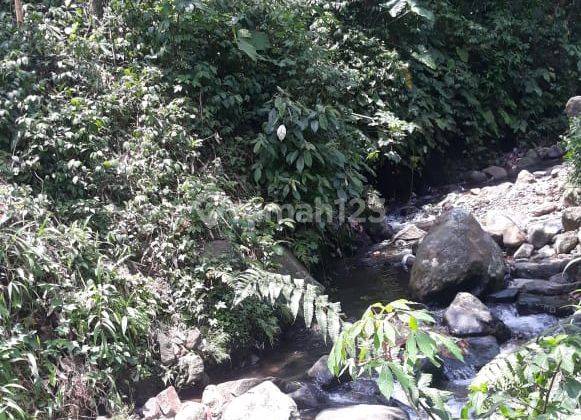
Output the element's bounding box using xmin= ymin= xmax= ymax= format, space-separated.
xmin=316 ymin=405 xmax=408 ymax=420
xmin=444 ymin=293 xmax=509 ymax=341
xmin=566 ymin=96 xmax=581 ymax=117
xmin=410 ymin=209 xmax=506 ymax=302
xmin=221 ymin=381 xmax=299 ymax=420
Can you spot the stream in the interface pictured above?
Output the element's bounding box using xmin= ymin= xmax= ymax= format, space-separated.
xmin=209 ymin=238 xmax=559 ymax=419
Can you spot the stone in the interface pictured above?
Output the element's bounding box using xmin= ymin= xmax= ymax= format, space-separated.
xmin=532 ymin=203 xmax=557 ymax=217
xmin=289 ymin=383 xmax=327 ymax=409
xmin=512 ymin=258 xmax=571 ymax=279
xmin=392 ymin=224 xmax=426 ymax=242
xmin=517 ymin=293 xmax=574 ymax=316
xmin=307 ymin=355 xmax=334 ymax=387
xmin=441 ymin=336 xmax=501 ymax=380
xmin=364 ymin=217 xmax=394 ymax=242
xmin=483 ymin=213 xmax=521 ymax=246
xmin=565 ymin=96 xmax=581 ymax=117
xmin=487 ymin=288 xmax=519 ymax=303
xmin=513 ymin=243 xmax=534 ymax=259
xmin=563 ymin=187 xmax=581 ymax=207
xmin=510 ymin=278 xmax=581 ymax=296
xmin=483 ymin=166 xmax=508 ymax=181
xmin=177 ymin=353 xmax=206 ymax=386
xmin=553 ymin=231 xmax=578 ymax=254
xmin=533 ymin=170 xmax=548 ymax=178
xmin=516 ymin=169 xmax=535 ymax=184
xmin=315 ymin=405 xmax=408 ymax=420
xmin=175 ymin=402 xmax=206 ymax=420
xmin=562 ymin=207 xmax=581 ymax=231
xmin=516 ymin=150 xmax=541 ymax=169
xmin=158 ymin=331 xmax=177 ymax=365
xmin=444 ymin=293 xmax=510 ymax=341
xmin=203 ymin=239 xmax=236 ymax=259
xmin=141 ymin=397 xmax=161 ymax=420
xmin=466 ymin=170 xmax=488 ymax=184
xmin=535 ymin=245 xmax=556 ymax=260
xmin=410 ymin=209 xmax=506 ymax=302
xmin=202 ymin=377 xmax=275 ymax=417
xmin=185 ymin=328 xmax=202 ymax=350
xmin=563 ymin=257 xmax=581 ymax=282
xmin=527 ymin=219 xmax=563 ymax=248
xmin=274 ymin=247 xmax=325 ymax=291
xmin=503 ymin=224 xmax=526 ymax=248
xmin=156 ymin=386 xmax=182 ymax=417
xmin=221 ymin=381 xmax=299 ymax=420
xmin=546 ymin=144 xmax=565 ymax=159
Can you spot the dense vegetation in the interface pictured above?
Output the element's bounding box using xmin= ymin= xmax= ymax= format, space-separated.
xmin=0 ymin=0 xmax=579 ymax=417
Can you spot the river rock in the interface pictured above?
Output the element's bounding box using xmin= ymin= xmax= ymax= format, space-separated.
xmin=512 ymin=258 xmax=571 ymax=279
xmin=553 ymin=231 xmax=578 ymax=254
xmin=364 ymin=217 xmax=394 ymax=242
xmin=483 ymin=166 xmax=508 ymax=181
xmin=307 ymin=355 xmax=334 ymax=387
xmin=444 ymin=293 xmax=509 ymax=341
xmin=483 ymin=213 xmax=524 ymax=247
xmin=410 ymin=209 xmax=505 ymax=302
xmin=392 ymin=224 xmax=426 ymax=242
xmin=517 ymin=293 xmax=574 ymax=316
xmin=566 ymin=96 xmax=581 ymax=117
xmin=527 ymin=219 xmax=563 ymax=248
xmin=510 ymin=278 xmax=581 ymax=295
xmin=513 ymin=243 xmax=534 ymax=259
xmin=221 ymin=381 xmax=299 ymax=420
xmin=563 ymin=257 xmax=581 ymax=282
xmin=202 ymin=377 xmax=280 ymax=416
xmin=516 ymin=169 xmax=535 ymax=184
xmin=175 ymin=402 xmax=206 ymax=420
xmin=177 ymin=353 xmax=206 ymax=386
xmin=289 ymin=383 xmax=327 ymax=409
xmin=466 ymin=170 xmax=488 ymax=184
xmin=274 ymin=247 xmax=325 ymax=291
xmin=158 ymin=331 xmax=177 ymax=365
xmin=562 ymin=207 xmax=581 ymax=231
xmin=532 ymin=203 xmax=557 ymax=217
xmin=563 ymin=187 xmax=581 ymax=207
xmin=316 ymin=405 xmax=408 ymax=420
xmin=503 ymin=225 xmax=526 ymax=248
xmin=487 ymin=288 xmax=519 ymax=303
xmin=141 ymin=397 xmax=161 ymax=420
xmin=534 ymin=245 xmax=556 ymax=260
xmin=444 ymin=336 xmax=501 ymax=378
xmin=156 ymin=386 xmax=182 ymax=417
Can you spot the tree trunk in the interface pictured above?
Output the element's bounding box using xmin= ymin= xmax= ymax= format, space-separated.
xmin=14 ymin=0 xmax=24 ymax=26
xmin=90 ymin=0 xmax=104 ymax=19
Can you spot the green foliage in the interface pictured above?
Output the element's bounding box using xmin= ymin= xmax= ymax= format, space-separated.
xmin=465 ymin=322 xmax=581 ymax=418
xmin=566 ymin=117 xmax=581 ymax=182
xmin=327 ymin=300 xmax=463 ymax=419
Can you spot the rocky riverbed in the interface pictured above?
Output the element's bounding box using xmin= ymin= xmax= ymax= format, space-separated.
xmin=135 ymin=156 xmax=581 ymax=420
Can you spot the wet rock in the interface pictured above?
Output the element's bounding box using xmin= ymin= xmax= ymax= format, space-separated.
xmin=532 ymin=203 xmax=557 ymax=217
xmin=410 ymin=209 xmax=505 ymax=302
xmin=444 ymin=293 xmax=510 ymax=341
xmin=466 ymin=170 xmax=488 ymax=184
xmin=516 ymin=150 xmax=541 ymax=169
xmin=512 ymin=258 xmax=571 ymax=279
xmin=141 ymin=397 xmax=161 ymax=420
xmin=402 ymin=253 xmax=416 ymax=268
xmin=517 ymin=293 xmax=574 ymax=316
xmin=316 ymin=405 xmax=408 ymax=420
xmin=364 ymin=217 xmax=394 ymax=242
xmin=307 ymin=355 xmax=334 ymax=387
xmin=289 ymin=383 xmax=327 ymax=409
xmin=392 ymin=224 xmax=426 ymax=242
xmin=487 ymin=288 xmax=519 ymax=303
xmin=516 ymin=169 xmax=535 ymax=184
xmin=513 ymin=243 xmax=534 ymax=259
xmin=553 ymin=231 xmax=578 ymax=254
xmin=483 ymin=166 xmax=508 ymax=181
xmin=449 ymin=336 xmax=501 ymax=372
xmin=156 ymin=386 xmax=182 ymax=417
xmin=221 ymin=381 xmax=299 ymax=420
xmin=562 ymin=207 xmax=581 ymax=231
xmin=566 ymin=96 xmax=581 ymax=117
xmin=175 ymin=402 xmax=206 ymax=420
xmin=510 ymin=278 xmax=581 ymax=295
xmin=527 ymin=219 xmax=563 ymax=248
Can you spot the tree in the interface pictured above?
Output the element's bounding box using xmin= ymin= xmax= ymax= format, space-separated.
xmin=14 ymin=0 xmax=24 ymax=26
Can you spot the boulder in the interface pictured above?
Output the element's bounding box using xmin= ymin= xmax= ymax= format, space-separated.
xmin=517 ymin=293 xmax=574 ymax=317
xmin=563 ymin=187 xmax=581 ymax=207
xmin=177 ymin=353 xmax=206 ymax=386
xmin=202 ymin=377 xmax=276 ymax=417
xmin=175 ymin=402 xmax=206 ymax=420
xmin=513 ymin=243 xmax=534 ymax=259
xmin=141 ymin=397 xmax=161 ymax=420
xmin=274 ymin=247 xmax=324 ymax=291
xmin=392 ymin=224 xmax=426 ymax=242
xmin=527 ymin=219 xmax=563 ymax=248
xmin=483 ymin=166 xmax=508 ymax=181
xmin=315 ymin=405 xmax=408 ymax=420
xmin=503 ymin=225 xmax=526 ymax=248
xmin=158 ymin=331 xmax=177 ymax=365
xmin=516 ymin=150 xmax=541 ymax=169
xmin=410 ymin=209 xmax=506 ymax=302
xmin=562 ymin=207 xmax=581 ymax=231
xmin=532 ymin=203 xmax=557 ymax=217
xmin=156 ymin=386 xmax=182 ymax=417
xmin=534 ymin=245 xmax=556 ymax=260
xmin=307 ymin=355 xmax=334 ymax=387
xmin=512 ymin=258 xmax=571 ymax=279
xmin=483 ymin=213 xmax=524 ymax=247
xmin=444 ymin=293 xmax=510 ymax=341
xmin=553 ymin=231 xmax=578 ymax=254
xmin=289 ymin=383 xmax=327 ymax=409
xmin=565 ymin=96 xmax=581 ymax=117
xmin=441 ymin=336 xmax=501 ymax=380
xmin=221 ymin=381 xmax=299 ymax=420
xmin=466 ymin=170 xmax=488 ymax=184
xmin=364 ymin=217 xmax=394 ymax=242
xmin=185 ymin=328 xmax=202 ymax=350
